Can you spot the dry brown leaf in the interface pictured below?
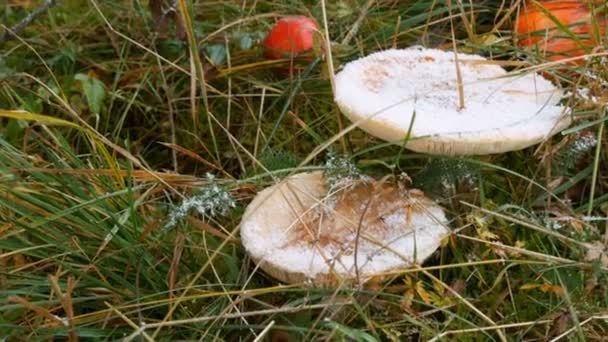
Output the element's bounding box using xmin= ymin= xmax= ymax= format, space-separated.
xmin=585 ymin=241 xmax=608 ymax=268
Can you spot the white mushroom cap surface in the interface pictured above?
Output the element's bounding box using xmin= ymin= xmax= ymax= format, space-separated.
xmin=334 ymin=48 xmax=571 ymax=155
xmin=240 ymin=172 xmax=449 ymax=286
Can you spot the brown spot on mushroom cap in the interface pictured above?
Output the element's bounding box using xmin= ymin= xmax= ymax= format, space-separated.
xmin=363 ymin=65 xmax=390 ymax=93
xmin=288 ymin=179 xmax=432 ymax=255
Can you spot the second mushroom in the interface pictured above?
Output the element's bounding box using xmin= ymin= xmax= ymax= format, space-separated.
xmin=334 ymin=47 xmax=571 ymax=155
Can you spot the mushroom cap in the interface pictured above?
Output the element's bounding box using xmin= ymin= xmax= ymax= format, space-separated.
xmin=263 ymin=16 xmax=319 ymax=60
xmin=334 ymin=48 xmax=571 ymax=155
xmin=515 ymin=1 xmax=604 ymax=64
xmin=240 ymin=171 xmax=449 ymax=286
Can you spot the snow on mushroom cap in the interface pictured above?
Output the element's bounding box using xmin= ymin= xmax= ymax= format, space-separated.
xmin=334 ymin=47 xmax=571 ymax=155
xmin=240 ymin=171 xmax=449 ymax=286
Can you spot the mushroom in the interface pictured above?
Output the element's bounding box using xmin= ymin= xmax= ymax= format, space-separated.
xmin=263 ymin=16 xmax=319 ymax=60
xmin=334 ymin=47 xmax=571 ymax=155
xmin=240 ymin=171 xmax=449 ymax=286
xmin=515 ymin=1 xmax=606 ymax=65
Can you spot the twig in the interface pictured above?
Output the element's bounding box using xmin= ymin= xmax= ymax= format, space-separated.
xmin=550 ymin=315 xmax=608 ymax=342
xmin=423 ymin=269 xmax=508 ymax=342
xmin=446 ymin=0 xmax=466 ymax=110
xmin=0 ymin=0 xmax=60 ymax=47
xmin=320 ymin=0 xmax=346 ymax=152
xmin=125 ymin=302 xmax=349 ymax=341
xmin=341 ymin=0 xmax=376 ymax=46
xmin=428 ymin=319 xmax=553 ymax=341
xmin=320 ymin=0 xmax=336 ymax=95
xmin=252 ymin=320 xmax=275 ymax=342
xmin=105 ymin=301 xmax=154 ymax=342
xmin=587 ymin=105 xmax=606 ymax=216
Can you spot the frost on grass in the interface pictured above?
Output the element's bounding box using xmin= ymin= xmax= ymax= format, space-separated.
xmin=164 ymin=173 xmax=236 ymax=231
xmin=553 ymin=132 xmax=597 ymax=175
xmin=322 ymin=152 xmax=367 ymax=212
xmin=323 ymin=151 xmax=364 ymax=190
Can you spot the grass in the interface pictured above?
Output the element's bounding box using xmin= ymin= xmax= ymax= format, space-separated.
xmin=1 ymin=0 xmax=608 ymax=340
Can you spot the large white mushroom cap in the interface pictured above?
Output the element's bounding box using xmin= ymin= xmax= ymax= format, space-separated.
xmin=240 ymin=171 xmax=449 ymax=286
xmin=334 ymin=47 xmax=571 ymax=155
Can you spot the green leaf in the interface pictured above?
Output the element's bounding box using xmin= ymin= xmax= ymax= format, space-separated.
xmin=0 ymin=57 xmax=14 ymax=80
xmin=0 ymin=110 xmax=80 ymax=129
xmin=205 ymin=44 xmax=226 ymax=65
xmin=74 ymin=73 xmax=106 ymax=114
xmin=324 ymin=320 xmax=378 ymax=342
xmin=239 ymin=35 xmax=253 ymax=50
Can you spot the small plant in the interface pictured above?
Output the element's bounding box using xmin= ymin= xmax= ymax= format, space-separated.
xmin=164 ymin=173 xmax=236 ymax=231
xmin=553 ymin=132 xmax=597 ymax=175
xmin=414 ymin=158 xmax=479 ymax=199
xmin=259 ymin=148 xmax=299 ymax=172
xmin=323 ymin=150 xmax=364 ymax=191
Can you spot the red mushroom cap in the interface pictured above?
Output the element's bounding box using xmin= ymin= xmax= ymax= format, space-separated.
xmin=515 ymin=1 xmax=606 ymax=64
xmin=263 ymin=16 xmax=319 ymax=60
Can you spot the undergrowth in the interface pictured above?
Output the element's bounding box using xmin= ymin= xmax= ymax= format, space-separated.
xmin=1 ymin=0 xmax=607 ymax=341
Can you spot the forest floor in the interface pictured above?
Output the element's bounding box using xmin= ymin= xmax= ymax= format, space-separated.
xmin=1 ymin=1 xmax=608 ymax=341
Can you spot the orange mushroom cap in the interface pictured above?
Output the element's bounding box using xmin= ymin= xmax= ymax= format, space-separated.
xmin=263 ymin=16 xmax=319 ymax=60
xmin=515 ymin=1 xmax=606 ymax=64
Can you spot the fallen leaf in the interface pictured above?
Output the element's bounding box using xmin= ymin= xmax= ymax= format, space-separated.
xmin=585 ymin=241 xmax=608 ymax=268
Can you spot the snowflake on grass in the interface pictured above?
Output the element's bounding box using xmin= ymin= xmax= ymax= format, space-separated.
xmin=164 ymin=173 xmax=236 ymax=231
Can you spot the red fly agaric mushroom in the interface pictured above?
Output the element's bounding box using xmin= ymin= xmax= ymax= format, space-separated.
xmin=515 ymin=1 xmax=607 ymax=65
xmin=334 ymin=47 xmax=572 ymax=156
xmin=240 ymin=171 xmax=449 ymax=286
xmin=263 ymin=16 xmax=319 ymax=60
